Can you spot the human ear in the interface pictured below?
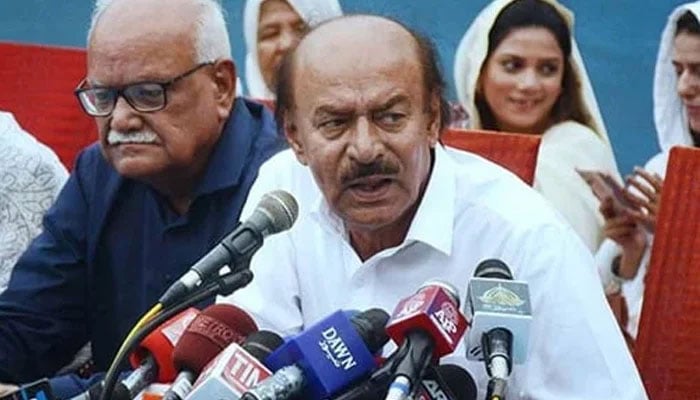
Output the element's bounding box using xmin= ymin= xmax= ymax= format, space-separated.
xmin=426 ymin=92 xmax=441 ymax=147
xmin=283 ymin=112 xmax=309 ymax=165
xmin=211 ymin=59 xmax=237 ymax=121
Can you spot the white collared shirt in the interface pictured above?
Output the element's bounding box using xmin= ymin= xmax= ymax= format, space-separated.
xmin=222 ymin=145 xmax=647 ymax=399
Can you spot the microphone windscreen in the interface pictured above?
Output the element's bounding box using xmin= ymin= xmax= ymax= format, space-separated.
xmin=349 ymin=308 xmax=390 ymax=354
xmin=173 ymin=304 xmax=258 ymax=374
xmin=242 ymin=330 xmax=285 ymax=361
xmin=256 ymin=190 xmax=298 ymax=234
xmin=386 ymin=281 xmax=467 ymax=359
xmin=435 ymin=364 xmax=478 ymax=400
xmin=474 ymin=259 xmax=512 ymax=280
xmin=130 ymin=308 xmax=200 ymax=382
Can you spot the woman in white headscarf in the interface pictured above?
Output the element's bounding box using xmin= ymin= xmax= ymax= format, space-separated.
xmin=453 ymin=0 xmax=621 ymax=253
xmin=242 ymin=0 xmax=342 ymax=99
xmin=596 ymin=2 xmax=700 ymax=340
xmin=0 ymin=111 xmax=67 ymax=293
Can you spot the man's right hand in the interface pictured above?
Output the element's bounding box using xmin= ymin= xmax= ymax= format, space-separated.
xmin=0 ymin=382 xmax=19 ymax=397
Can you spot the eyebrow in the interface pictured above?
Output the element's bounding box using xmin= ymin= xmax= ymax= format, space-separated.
xmin=672 ymin=60 xmax=700 ymax=65
xmin=496 ymin=53 xmax=562 ymax=62
xmin=312 ymin=94 xmax=411 ymax=119
xmin=374 ymin=94 xmax=411 ymax=112
xmin=313 ymin=104 xmax=354 ymax=119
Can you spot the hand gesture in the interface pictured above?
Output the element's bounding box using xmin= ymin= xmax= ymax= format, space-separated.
xmin=623 ymin=167 xmax=664 ymax=234
xmin=600 ymin=197 xmax=647 ymax=279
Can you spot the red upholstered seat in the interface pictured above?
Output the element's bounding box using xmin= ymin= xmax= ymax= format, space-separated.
xmin=0 ymin=42 xmax=97 ymax=170
xmin=634 ymin=146 xmax=700 ymax=397
xmin=441 ymin=128 xmax=540 ymax=186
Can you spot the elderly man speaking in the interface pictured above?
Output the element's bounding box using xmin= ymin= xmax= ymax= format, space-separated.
xmin=224 ymin=15 xmax=647 ymax=399
xmin=0 ymin=0 xmax=284 ymax=394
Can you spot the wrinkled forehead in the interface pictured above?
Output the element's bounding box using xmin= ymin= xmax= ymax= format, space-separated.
xmin=295 ymin=57 xmax=422 ymax=114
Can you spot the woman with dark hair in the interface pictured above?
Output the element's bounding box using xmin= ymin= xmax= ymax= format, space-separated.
xmin=596 ymin=3 xmax=700 ymax=341
xmin=454 ymin=0 xmax=621 ymax=253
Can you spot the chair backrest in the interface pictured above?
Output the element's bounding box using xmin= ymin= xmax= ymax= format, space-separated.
xmin=634 ymin=146 xmax=700 ymax=398
xmin=441 ymin=128 xmax=540 ymax=186
xmin=0 ymin=42 xmax=97 ymax=170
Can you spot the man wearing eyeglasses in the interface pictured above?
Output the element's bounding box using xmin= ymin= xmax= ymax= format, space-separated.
xmin=0 ymin=0 xmax=284 ymax=395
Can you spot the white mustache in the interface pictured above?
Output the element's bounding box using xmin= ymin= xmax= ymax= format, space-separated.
xmin=107 ymin=130 xmax=158 ymax=145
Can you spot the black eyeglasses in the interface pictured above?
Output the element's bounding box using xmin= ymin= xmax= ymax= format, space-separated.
xmin=74 ymin=62 xmax=214 ymax=117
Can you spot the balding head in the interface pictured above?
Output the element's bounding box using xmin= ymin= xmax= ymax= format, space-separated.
xmin=88 ymin=0 xmax=231 ymax=64
xmin=276 ymin=15 xmax=449 ymax=135
xmin=297 ymin=15 xmax=416 ymax=77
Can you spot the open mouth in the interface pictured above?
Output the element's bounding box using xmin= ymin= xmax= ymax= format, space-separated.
xmin=509 ymin=98 xmax=540 ymax=109
xmin=346 ymin=176 xmax=394 ymax=200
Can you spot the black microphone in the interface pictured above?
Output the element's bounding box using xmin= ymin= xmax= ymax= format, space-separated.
xmin=418 ymin=364 xmax=477 ymax=400
xmin=330 ymin=364 xmax=477 ymax=400
xmin=160 ymin=190 xmax=298 ymax=306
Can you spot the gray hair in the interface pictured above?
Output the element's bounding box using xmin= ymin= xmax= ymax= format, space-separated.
xmin=87 ymin=0 xmax=232 ymax=62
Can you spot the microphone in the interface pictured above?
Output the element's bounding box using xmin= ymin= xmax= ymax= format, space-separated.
xmin=163 ymin=304 xmax=258 ymax=400
xmin=330 ymin=364 xmax=477 ymax=400
xmin=383 ymin=281 xmax=468 ymax=400
xmin=243 ymin=308 xmax=391 ymax=400
xmin=415 ymin=365 xmax=477 ymax=400
xmin=186 ymin=330 xmax=285 ymax=400
xmin=106 ymin=308 xmax=200 ymax=400
xmin=464 ymin=259 xmax=532 ymax=400
xmin=71 ymin=309 xmax=201 ymax=400
xmin=160 ymin=190 xmax=299 ymax=306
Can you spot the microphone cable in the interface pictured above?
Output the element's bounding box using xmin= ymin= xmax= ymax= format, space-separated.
xmin=99 ymin=269 xmax=253 ymax=400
